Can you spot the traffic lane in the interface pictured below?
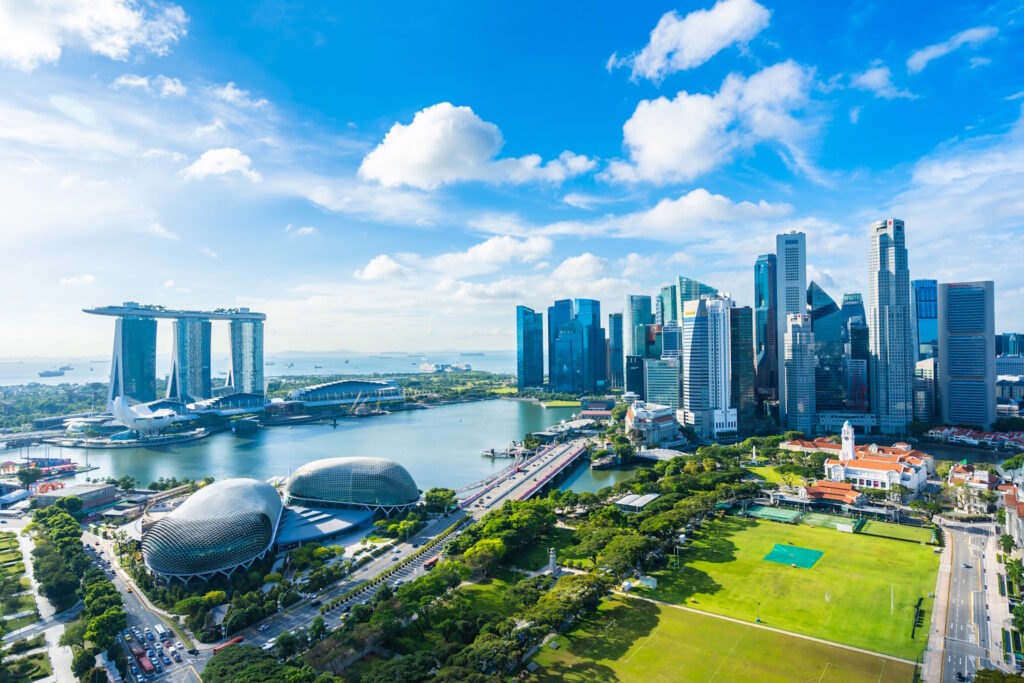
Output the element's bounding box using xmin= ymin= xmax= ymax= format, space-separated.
xmin=942 ymin=531 xmax=991 ymax=683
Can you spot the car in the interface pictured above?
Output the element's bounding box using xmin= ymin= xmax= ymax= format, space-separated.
xmin=125 ymin=633 xmax=132 ymax=641
xmin=187 ymin=648 xmax=198 ymax=655
xmin=147 ymin=649 xmax=155 ymax=658
xmin=155 ymin=664 xmax=163 ymax=674
xmin=131 ymin=666 xmax=139 ymax=675
xmin=963 ymin=563 xmax=972 ymax=568
xmin=0 ymin=520 xmax=6 ymax=524
xmin=163 ymin=640 xmax=171 ymax=649
xmin=173 ymin=653 xmax=182 ymax=662
xmin=175 ymin=641 xmax=183 ymax=649
xmin=411 ymin=543 xmax=419 ymax=548
xmin=392 ymin=555 xmax=400 ymax=561
xmin=956 ymin=673 xmax=965 ymax=682
xmin=311 ymin=599 xmax=322 ymax=607
xmin=162 ymin=656 xmax=171 ymax=665
xmin=147 ymin=633 xmax=155 ymax=641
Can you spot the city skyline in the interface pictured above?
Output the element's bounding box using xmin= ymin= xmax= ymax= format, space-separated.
xmin=2 ymin=0 xmax=1024 ymax=357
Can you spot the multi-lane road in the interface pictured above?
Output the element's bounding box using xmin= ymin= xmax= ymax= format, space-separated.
xmin=941 ymin=525 xmax=996 ymax=683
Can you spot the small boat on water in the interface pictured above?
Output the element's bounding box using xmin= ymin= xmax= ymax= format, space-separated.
xmin=59 ymin=364 xmax=74 ymax=371
xmin=39 ymin=369 xmax=64 ymax=377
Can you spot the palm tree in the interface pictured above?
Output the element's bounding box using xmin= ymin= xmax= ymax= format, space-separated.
xmin=1000 ymin=534 xmax=1016 ymax=556
xmin=1007 ymin=559 xmax=1024 ymax=587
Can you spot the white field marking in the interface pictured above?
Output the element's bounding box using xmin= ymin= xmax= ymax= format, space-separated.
xmin=816 ymin=662 xmax=830 ymax=682
xmin=621 ymin=624 xmax=662 ymax=663
xmin=707 ymin=626 xmax=749 ymax=683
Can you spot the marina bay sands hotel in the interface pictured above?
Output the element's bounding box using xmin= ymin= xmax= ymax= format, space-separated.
xmin=84 ymin=302 xmax=266 ymax=406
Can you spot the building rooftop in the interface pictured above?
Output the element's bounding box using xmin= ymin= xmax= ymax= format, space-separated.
xmin=615 ymin=493 xmax=660 ymax=509
xmin=83 ymin=302 xmax=265 ymax=321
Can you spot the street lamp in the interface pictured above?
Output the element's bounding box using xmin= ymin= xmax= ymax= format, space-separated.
xmin=756 ymin=600 xmax=761 ymax=623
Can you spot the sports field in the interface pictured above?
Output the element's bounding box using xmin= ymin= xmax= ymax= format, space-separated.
xmin=801 ymin=511 xmax=864 ymax=532
xmin=527 ymin=595 xmax=917 ymax=682
xmin=647 ymin=517 xmax=938 ymax=659
xmin=860 ymin=520 xmax=934 ymax=544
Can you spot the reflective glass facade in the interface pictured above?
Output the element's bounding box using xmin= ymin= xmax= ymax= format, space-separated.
xmin=168 ymin=318 xmax=212 ymax=403
xmin=547 ymin=300 xmax=573 ymax=386
xmin=109 ymin=316 xmax=157 ymax=405
xmin=808 ymin=282 xmax=846 ymax=411
xmin=911 ymin=279 xmax=938 ymax=361
xmin=552 ymin=319 xmax=584 ymax=393
xmin=229 ymin=319 xmax=264 ymax=395
xmin=754 ymin=254 xmax=778 ymax=405
xmin=575 ymin=298 xmax=606 ymax=392
xmin=730 ymin=306 xmax=756 ymax=431
xmin=608 ymin=313 xmax=624 ymax=388
xmin=516 ymin=305 xmax=544 ymax=391
xmin=938 ymin=281 xmax=995 ymax=429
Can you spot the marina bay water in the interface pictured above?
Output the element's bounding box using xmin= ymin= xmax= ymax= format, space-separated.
xmin=24 ymin=399 xmax=640 ymax=493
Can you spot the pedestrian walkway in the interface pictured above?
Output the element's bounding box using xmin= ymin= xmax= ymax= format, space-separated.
xmin=984 ymin=528 xmax=1014 ymax=671
xmin=922 ymin=526 xmax=952 ymax=682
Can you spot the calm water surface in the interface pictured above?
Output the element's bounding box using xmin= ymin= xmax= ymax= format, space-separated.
xmin=19 ymin=399 xmax=637 ymax=492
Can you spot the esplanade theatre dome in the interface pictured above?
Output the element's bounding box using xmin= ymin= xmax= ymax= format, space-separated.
xmin=142 ymin=478 xmax=283 ymax=581
xmin=284 ymin=457 xmax=420 ymax=514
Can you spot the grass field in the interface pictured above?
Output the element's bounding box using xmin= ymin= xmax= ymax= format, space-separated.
xmin=860 ymin=520 xmax=934 ymax=544
xmin=508 ymin=527 xmax=577 ymax=571
xmin=745 ymin=465 xmax=806 ymax=486
xmin=645 ymin=517 xmax=938 ymax=659
xmin=528 ymin=595 xmax=918 ymax=683
xmin=801 ymin=512 xmax=863 ymax=532
xmin=542 ymin=399 xmax=582 ymax=408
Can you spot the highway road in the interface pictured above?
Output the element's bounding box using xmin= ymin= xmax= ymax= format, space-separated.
xmin=942 ymin=526 xmax=993 ymax=683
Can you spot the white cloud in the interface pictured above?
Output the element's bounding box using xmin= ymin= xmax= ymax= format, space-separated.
xmin=163 ymin=279 xmax=175 ymax=287
xmin=431 ymin=235 xmax=553 ymax=277
xmin=209 ymin=82 xmax=268 ymax=108
xmin=0 ymin=0 xmax=188 ymax=72
xmin=616 ymin=0 xmax=771 ymax=82
xmin=353 ymin=254 xmax=409 ymax=281
xmin=562 ymin=192 xmax=618 ymax=210
xmin=906 ymin=26 xmax=998 ymax=74
xmin=112 ymin=73 xmax=150 ymax=90
xmin=59 ymin=274 xmax=95 ymax=285
xmin=849 ymin=106 xmax=862 ymax=124
xmin=155 ymin=75 xmax=186 ymax=97
xmin=199 ymin=246 xmax=217 ymax=259
xmin=146 ymin=222 xmax=178 ymax=240
xmin=358 ymin=102 xmax=594 ymax=189
xmin=607 ymin=61 xmax=817 ymax=184
xmin=285 ymin=224 xmax=317 ymax=236
xmin=850 ymin=65 xmax=914 ymax=100
xmin=195 ymin=118 xmax=225 ymax=137
xmin=182 ymin=148 xmax=261 ymax=182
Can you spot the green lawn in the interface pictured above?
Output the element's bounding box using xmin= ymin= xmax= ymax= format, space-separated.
xmin=528 ymin=595 xmax=917 ymax=683
xmin=4 ymin=652 xmax=51 ymax=682
xmin=745 ymin=465 xmax=806 ymax=486
xmin=2 ymin=593 xmax=36 ymax=617
xmin=644 ymin=517 xmax=938 ymax=659
xmin=542 ymin=400 xmax=582 ymax=408
xmin=507 ymin=527 xmax=578 ymax=571
xmin=860 ymin=520 xmax=934 ymax=544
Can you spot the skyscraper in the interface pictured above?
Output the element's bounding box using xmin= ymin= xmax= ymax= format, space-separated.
xmin=676 ymin=276 xmax=718 ymax=320
xmin=784 ymin=313 xmax=816 ymax=434
xmin=607 ymin=313 xmax=624 ymax=389
xmin=516 ymin=305 xmax=544 ymax=391
xmin=661 ymin=321 xmax=683 ymax=360
xmin=574 ymin=298 xmax=606 ymax=392
xmin=807 ymin=282 xmax=846 ymax=411
xmin=911 ymin=279 xmax=938 ymax=361
xmin=660 ymin=285 xmax=678 ymax=325
xmin=938 ymin=281 xmax=996 ymax=429
xmin=840 ymin=293 xmax=866 ymax=341
xmin=775 ymin=232 xmax=806 ymax=426
xmin=625 ymin=356 xmax=645 ymax=400
xmin=228 ymin=319 xmax=264 ymax=395
xmin=868 ymin=218 xmax=913 ymax=435
xmin=108 ymin=316 xmax=157 ymax=406
xmin=730 ymin=306 xmax=756 ymax=432
xmin=547 ymin=299 xmax=573 ymax=386
xmin=846 ymin=317 xmax=870 ymax=412
xmin=913 ymin=358 xmax=936 ymax=424
xmin=551 ymin=318 xmax=583 ymax=394
xmin=623 ymin=294 xmax=653 ymax=393
xmin=644 ymin=358 xmax=681 ymax=410
xmin=168 ymin=318 xmax=212 ymax=403
xmin=681 ymin=297 xmax=736 ymax=438
xmin=754 ymin=254 xmax=778 ymax=408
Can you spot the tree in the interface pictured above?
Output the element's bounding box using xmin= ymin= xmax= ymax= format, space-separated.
xmin=1013 ymin=602 xmax=1024 ymax=633
xmin=84 ymin=606 xmax=127 ymax=651
xmin=1008 ymin=559 xmax=1024 ymax=587
xmin=275 ymin=629 xmax=301 ymax=659
xmin=80 ymin=667 xmax=109 ymax=683
xmin=973 ymin=669 xmax=1024 ymax=682
xmin=16 ymin=468 xmax=43 ymax=486
xmin=424 ymin=488 xmax=458 ymax=512
xmin=463 ymin=538 xmax=504 ymax=578
xmin=1001 ymin=534 xmax=1016 ymax=556
xmin=308 ymin=615 xmax=327 ymax=642
xmin=51 ymin=495 xmax=84 ymax=518
xmin=72 ymin=649 xmax=96 ymax=678
xmin=597 ymin=534 xmax=656 ymax=579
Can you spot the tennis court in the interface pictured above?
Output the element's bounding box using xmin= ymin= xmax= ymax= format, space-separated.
xmin=743 ymin=505 xmax=803 ymax=523
xmin=764 ymin=543 xmax=824 ymax=568
xmin=801 ymin=512 xmax=864 ymax=532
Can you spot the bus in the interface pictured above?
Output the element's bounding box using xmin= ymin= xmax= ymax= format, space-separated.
xmin=423 ymin=556 xmax=439 ymax=571
xmin=212 ymin=636 xmax=244 ymax=654
xmin=153 ymin=623 xmax=167 ymax=639
xmin=138 ymin=656 xmax=154 ymax=675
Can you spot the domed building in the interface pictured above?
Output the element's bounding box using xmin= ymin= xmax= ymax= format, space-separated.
xmin=142 ymin=478 xmax=283 ymax=582
xmin=284 ymin=457 xmax=420 ymax=516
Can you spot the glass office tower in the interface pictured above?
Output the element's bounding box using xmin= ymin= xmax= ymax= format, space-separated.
xmin=660 ymin=285 xmax=678 ymax=325
xmin=552 ymin=319 xmax=584 ymax=394
xmin=938 ymin=281 xmax=996 ymax=429
xmin=754 ymin=254 xmax=778 ymax=409
xmin=516 ymin=305 xmax=544 ymax=391
xmin=808 ymin=282 xmax=846 ymax=411
xmin=869 ymin=218 xmax=913 ymax=435
xmin=547 ymin=300 xmax=573 ymax=387
xmin=108 ymin=316 xmax=158 ymax=405
xmin=168 ymin=318 xmax=212 ymax=403
xmin=775 ymin=232 xmax=806 ymax=426
xmin=624 ymin=295 xmax=653 ymax=393
xmin=228 ymin=319 xmax=265 ymax=395
xmin=730 ymin=306 xmax=756 ymax=431
xmin=911 ymin=279 xmax=938 ymax=361
xmin=574 ymin=298 xmax=606 ymax=392
xmin=607 ymin=313 xmax=624 ymax=388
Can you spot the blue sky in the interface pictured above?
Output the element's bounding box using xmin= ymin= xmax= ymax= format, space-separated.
xmin=1 ymin=0 xmax=1022 ymax=357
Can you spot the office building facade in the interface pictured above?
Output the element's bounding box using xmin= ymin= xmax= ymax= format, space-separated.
xmin=574 ymin=298 xmax=606 ymax=393
xmin=938 ymin=281 xmax=996 ymax=429
xmin=681 ymin=297 xmax=737 ymax=438
xmin=660 ymin=285 xmax=678 ymax=325
xmin=808 ymin=282 xmax=846 ymax=411
xmin=515 ymin=305 xmax=544 ymax=391
xmin=625 ymin=355 xmax=645 ymax=400
xmin=784 ymin=313 xmax=816 ymax=435
xmin=644 ymin=358 xmax=681 ymax=410
xmin=168 ymin=318 xmax=212 ymax=403
xmin=624 ymin=295 xmax=653 ymax=390
xmin=911 ymin=279 xmax=938 ymax=361
xmin=108 ymin=316 xmax=158 ymax=405
xmin=913 ymin=358 xmax=936 ymax=424
xmin=228 ymin=319 xmax=265 ymax=395
xmin=551 ymin=319 xmax=583 ymax=393
xmin=547 ymin=299 xmax=573 ymax=387
xmin=730 ymin=306 xmax=756 ymax=431
xmin=608 ymin=313 xmax=624 ymax=389
xmin=661 ymin=321 xmax=683 ymax=360
xmin=754 ymin=254 xmax=778 ymax=408
xmin=676 ymin=276 xmax=718 ymax=321
xmin=776 ymin=232 xmax=806 ymax=426
xmin=868 ymin=218 xmax=913 ymax=435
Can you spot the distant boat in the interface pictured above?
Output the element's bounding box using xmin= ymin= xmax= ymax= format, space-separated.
xmin=39 ymin=369 xmax=65 ymax=378
xmin=344 ymin=360 xmax=349 ymax=364
xmin=59 ymin=365 xmax=74 ymax=371
xmin=286 ymin=362 xmax=294 ymax=369
xmin=266 ymin=361 xmax=276 ymax=366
